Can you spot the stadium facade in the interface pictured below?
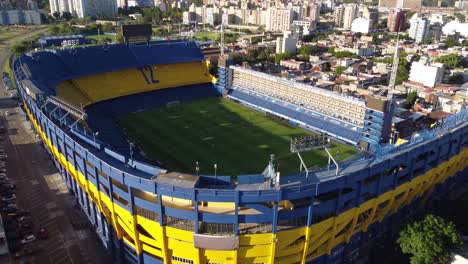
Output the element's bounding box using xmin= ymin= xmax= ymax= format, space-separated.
xmin=13 ymin=41 xmax=468 ymax=264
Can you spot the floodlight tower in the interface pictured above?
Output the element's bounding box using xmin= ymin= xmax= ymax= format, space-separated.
xmin=387 ymin=32 xmax=400 ymax=100
xmin=360 ymin=33 xmax=399 ymax=150
xmin=220 ymin=21 xmax=225 ymax=57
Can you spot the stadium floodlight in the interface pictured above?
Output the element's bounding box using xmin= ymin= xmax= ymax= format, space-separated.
xmin=290 ymin=134 xmax=330 ymax=153
xmin=290 ymin=134 xmax=340 ymax=178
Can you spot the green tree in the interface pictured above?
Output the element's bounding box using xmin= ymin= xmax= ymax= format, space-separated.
xmin=11 ymin=43 xmax=28 ymax=57
xmin=49 ymin=25 xmax=60 ymax=35
xmin=251 ymin=36 xmax=262 ymax=44
xmin=436 ymin=54 xmax=464 ymax=69
xmin=462 ymin=39 xmax=468 ymax=47
xmin=299 ymin=45 xmax=319 ymax=56
xmin=334 ymin=66 xmax=347 ymax=77
xmin=102 ymin=22 xmax=114 ymax=32
xmin=274 ymin=51 xmax=292 ymax=64
xmin=246 ymin=49 xmax=259 ymax=63
xmin=448 ymin=74 xmax=465 ymax=85
xmin=61 ymin=11 xmax=72 ymax=21
xmin=398 ymin=214 xmax=462 ymax=264
xmin=444 ymin=38 xmax=458 ymax=48
xmin=403 ymin=90 xmax=418 ymax=109
xmin=396 ymin=58 xmax=410 ymax=85
xmin=454 ymin=13 xmax=465 ymax=22
xmin=115 ymin=32 xmax=125 ymax=44
xmin=53 ymin=11 xmax=60 ymax=20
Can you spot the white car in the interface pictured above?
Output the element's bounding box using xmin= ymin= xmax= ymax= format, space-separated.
xmin=21 ymin=235 xmax=36 ymax=245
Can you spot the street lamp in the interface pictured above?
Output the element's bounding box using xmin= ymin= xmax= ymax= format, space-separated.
xmin=195 ymin=161 xmax=199 ymax=176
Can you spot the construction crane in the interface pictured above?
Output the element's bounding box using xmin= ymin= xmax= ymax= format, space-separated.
xmin=377 ymin=32 xmax=400 ymax=99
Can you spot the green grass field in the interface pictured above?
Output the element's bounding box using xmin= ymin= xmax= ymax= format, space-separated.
xmin=119 ymin=98 xmax=357 ymax=176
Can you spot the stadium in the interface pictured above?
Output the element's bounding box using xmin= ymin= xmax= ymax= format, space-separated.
xmin=12 ymin=27 xmax=468 ymax=264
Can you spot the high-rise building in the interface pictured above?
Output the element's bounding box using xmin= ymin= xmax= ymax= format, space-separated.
xmin=343 ymin=4 xmax=358 ymax=30
xmin=362 ymin=6 xmax=378 ymax=30
xmin=408 ymin=13 xmax=430 ymax=43
xmin=387 ymin=9 xmax=406 ymax=32
xmin=308 ymin=3 xmax=320 ymax=28
xmin=276 ymin=31 xmax=298 ymax=54
xmin=49 ymin=0 xmax=117 ymax=18
xmin=266 ymin=7 xmax=293 ymax=32
xmin=334 ymin=5 xmax=344 ymax=27
xmin=0 ymin=0 xmax=41 ymax=25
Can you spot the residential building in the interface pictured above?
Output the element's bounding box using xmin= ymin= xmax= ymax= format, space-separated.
xmin=266 ymin=7 xmax=293 ymax=32
xmin=408 ymin=13 xmax=430 ymax=43
xmin=343 ymin=4 xmax=358 ymax=30
xmin=276 ymin=31 xmax=298 ymax=54
xmin=388 ymin=9 xmax=406 ymax=32
xmin=49 ymin=0 xmax=117 ymax=18
xmin=280 ymin=59 xmax=310 ymax=70
xmin=334 ymin=5 xmax=345 ymax=27
xmin=409 ymin=60 xmax=444 ymax=88
xmin=293 ymin=20 xmax=314 ymax=34
xmin=362 ymin=6 xmax=378 ymax=30
xmin=0 ymin=0 xmax=41 ymax=25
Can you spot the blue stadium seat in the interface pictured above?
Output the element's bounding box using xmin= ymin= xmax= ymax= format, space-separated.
xmin=229 ymin=88 xmax=362 ymax=144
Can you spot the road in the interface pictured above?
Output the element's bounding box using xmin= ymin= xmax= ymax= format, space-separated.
xmin=0 ymin=34 xmax=112 ymax=264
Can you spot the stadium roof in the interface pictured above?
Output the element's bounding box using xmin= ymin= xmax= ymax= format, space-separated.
xmin=156 ymin=172 xmax=200 ymax=188
xmin=40 ymin=35 xmax=85 ymax=41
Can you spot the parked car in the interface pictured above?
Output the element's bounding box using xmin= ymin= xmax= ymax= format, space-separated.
xmin=1 ymin=205 xmax=17 ymax=213
xmin=38 ymin=228 xmax=48 ymax=240
xmin=20 ymin=235 xmax=36 ymax=245
xmin=0 ymin=183 xmax=15 ymax=189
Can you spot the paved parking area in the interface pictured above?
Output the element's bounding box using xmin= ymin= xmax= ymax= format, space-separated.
xmin=1 ymin=96 xmax=112 ymax=263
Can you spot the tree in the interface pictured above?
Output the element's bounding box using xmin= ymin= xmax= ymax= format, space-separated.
xmin=102 ymin=23 xmax=114 ymax=32
xmin=444 ymin=38 xmax=458 ymax=48
xmin=115 ymin=32 xmax=125 ymax=44
xmin=403 ymin=91 xmax=418 ymax=109
xmin=11 ymin=43 xmax=28 ymax=57
xmin=398 ymin=214 xmax=462 ymax=264
xmin=251 ymin=36 xmax=262 ymax=44
xmin=454 ymin=13 xmax=466 ymax=22
xmin=396 ymin=58 xmax=410 ymax=85
xmin=334 ymin=66 xmax=347 ymax=77
xmin=436 ymin=54 xmax=464 ymax=69
xmin=463 ymin=39 xmax=468 ymax=47
xmin=49 ymin=25 xmax=60 ymax=35
xmin=448 ymin=74 xmax=465 ymax=85
xmin=53 ymin=11 xmax=60 ymax=20
xmin=274 ymin=51 xmax=292 ymax=64
xmin=299 ymin=45 xmax=319 ymax=56
xmin=61 ymin=11 xmax=72 ymax=21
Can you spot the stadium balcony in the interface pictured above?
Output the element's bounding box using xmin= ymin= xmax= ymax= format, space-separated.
xmin=229 ymin=88 xmax=363 ymax=144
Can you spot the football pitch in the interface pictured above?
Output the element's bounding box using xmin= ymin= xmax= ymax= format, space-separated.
xmin=119 ymin=98 xmax=357 ymax=176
